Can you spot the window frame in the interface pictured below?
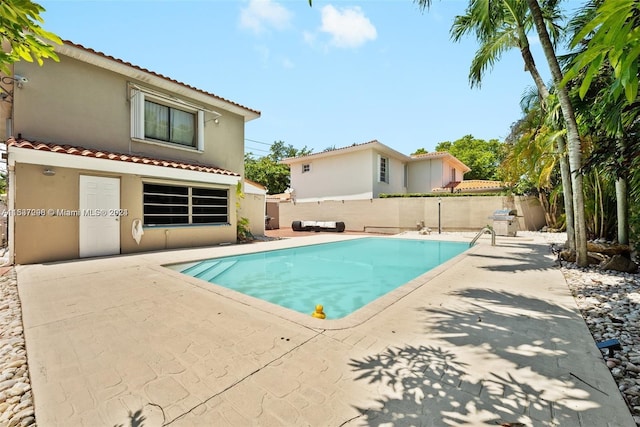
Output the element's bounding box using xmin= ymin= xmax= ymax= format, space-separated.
xmin=131 ymin=87 xmax=205 ymax=151
xmin=403 ymin=164 xmax=408 ymax=188
xmin=144 ymin=99 xmax=197 ymax=147
xmin=378 ymin=155 xmax=389 ymax=183
xmin=302 ymin=163 xmax=311 ymax=173
xmin=142 ymin=183 xmax=229 ymax=226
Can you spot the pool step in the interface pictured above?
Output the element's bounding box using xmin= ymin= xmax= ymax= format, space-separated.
xmin=196 ymin=260 xmax=238 ymax=282
xmin=181 ymin=261 xmax=217 ymax=277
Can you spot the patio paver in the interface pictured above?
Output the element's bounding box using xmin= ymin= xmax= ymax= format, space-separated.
xmin=18 ymin=233 xmax=635 ymax=426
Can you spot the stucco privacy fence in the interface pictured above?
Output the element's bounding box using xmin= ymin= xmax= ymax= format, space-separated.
xmin=277 ymin=195 xmax=546 ymax=234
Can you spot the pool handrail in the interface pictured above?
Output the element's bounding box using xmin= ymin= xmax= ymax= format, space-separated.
xmin=470 ymin=226 xmax=496 ymax=247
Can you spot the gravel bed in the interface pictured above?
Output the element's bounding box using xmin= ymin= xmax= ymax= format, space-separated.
xmin=0 ymin=269 xmax=34 ymax=427
xmin=562 ymin=263 xmax=640 ymax=425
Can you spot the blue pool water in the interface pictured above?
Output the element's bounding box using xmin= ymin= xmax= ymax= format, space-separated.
xmin=171 ymin=238 xmax=469 ymax=319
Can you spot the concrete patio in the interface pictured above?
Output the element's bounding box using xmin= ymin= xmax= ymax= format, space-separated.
xmin=17 ymin=232 xmax=635 ymax=426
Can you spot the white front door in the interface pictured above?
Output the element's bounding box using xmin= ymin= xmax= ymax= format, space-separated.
xmin=79 ymin=175 xmax=120 ymax=258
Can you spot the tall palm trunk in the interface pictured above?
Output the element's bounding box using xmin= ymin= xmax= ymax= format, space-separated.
xmin=555 ymin=137 xmax=575 ymax=247
xmin=526 ymin=0 xmax=588 ymax=266
xmin=616 ymin=137 xmax=629 ymax=244
xmin=518 ymin=28 xmax=576 ymax=249
xmin=616 ymin=178 xmax=629 ymax=244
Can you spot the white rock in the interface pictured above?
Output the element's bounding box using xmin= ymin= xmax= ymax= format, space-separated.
xmin=7 ymin=407 xmax=35 ymax=427
xmin=0 ymin=380 xmax=17 ymax=393
xmin=4 ymin=360 xmax=25 ymax=370
xmin=19 ymin=416 xmax=35 ymax=427
xmin=8 ymin=383 xmax=29 ymax=396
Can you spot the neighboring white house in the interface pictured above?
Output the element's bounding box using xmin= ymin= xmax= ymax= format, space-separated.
xmin=280 ymin=140 xmax=471 ymax=202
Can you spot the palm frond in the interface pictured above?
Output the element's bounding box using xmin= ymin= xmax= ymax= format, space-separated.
xmin=468 ymin=29 xmax=519 ymax=87
xmin=520 ymin=85 xmax=541 ymax=112
xmin=413 ymin=0 xmax=434 ymax=12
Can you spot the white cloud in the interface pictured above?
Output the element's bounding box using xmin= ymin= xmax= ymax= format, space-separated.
xmin=282 ymin=58 xmax=295 ymax=69
xmin=302 ymin=30 xmax=316 ymax=46
xmin=240 ymin=0 xmax=293 ymax=34
xmin=320 ymin=5 xmax=377 ymax=48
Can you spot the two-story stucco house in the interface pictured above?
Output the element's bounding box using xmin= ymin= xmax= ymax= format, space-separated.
xmin=280 ymin=140 xmax=471 ymax=203
xmin=1 ymin=40 xmax=261 ymax=264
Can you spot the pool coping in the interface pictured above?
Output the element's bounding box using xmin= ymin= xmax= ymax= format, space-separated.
xmin=157 ymin=235 xmax=482 ymax=330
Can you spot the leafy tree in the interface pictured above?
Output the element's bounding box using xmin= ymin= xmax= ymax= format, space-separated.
xmin=411 ymin=148 xmax=428 ymax=155
xmin=502 ymin=89 xmax=566 ymax=229
xmin=266 ymin=140 xmax=311 ymax=162
xmin=435 ymin=135 xmax=504 ymax=180
xmin=245 ymin=141 xmax=312 ymax=194
xmin=0 ymin=0 xmax=61 ymax=74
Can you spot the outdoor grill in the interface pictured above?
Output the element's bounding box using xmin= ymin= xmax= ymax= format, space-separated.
xmin=490 ymin=209 xmax=518 ymax=237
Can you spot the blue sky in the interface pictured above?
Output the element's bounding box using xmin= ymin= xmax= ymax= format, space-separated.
xmin=39 ymin=0 xmax=583 ymax=157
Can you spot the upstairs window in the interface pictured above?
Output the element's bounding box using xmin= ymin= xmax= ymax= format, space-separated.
xmin=144 ymin=100 xmax=196 ymax=147
xmin=379 ymin=156 xmax=389 ymax=183
xmin=131 ymin=87 xmax=205 ymax=150
xmin=302 ymin=164 xmax=311 ymax=173
xmin=143 ymin=183 xmax=228 ymax=226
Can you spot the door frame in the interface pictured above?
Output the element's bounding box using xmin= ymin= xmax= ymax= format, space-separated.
xmin=79 ymin=175 xmax=121 ymax=258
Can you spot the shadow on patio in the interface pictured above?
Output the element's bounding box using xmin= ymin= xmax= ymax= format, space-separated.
xmin=347 ymin=289 xmax=616 ymax=426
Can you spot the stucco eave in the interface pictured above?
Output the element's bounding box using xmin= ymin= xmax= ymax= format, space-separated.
xmin=410 ymin=153 xmax=471 ymax=173
xmin=55 ymin=43 xmax=261 ymax=123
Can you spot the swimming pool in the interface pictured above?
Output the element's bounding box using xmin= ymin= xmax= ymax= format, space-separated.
xmin=170 ymin=237 xmax=469 ymax=319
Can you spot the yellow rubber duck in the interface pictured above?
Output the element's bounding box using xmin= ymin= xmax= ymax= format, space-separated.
xmin=311 ymin=304 xmax=326 ymax=319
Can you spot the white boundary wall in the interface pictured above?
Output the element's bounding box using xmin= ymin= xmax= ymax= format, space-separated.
xmin=279 ymin=195 xmax=546 ymax=233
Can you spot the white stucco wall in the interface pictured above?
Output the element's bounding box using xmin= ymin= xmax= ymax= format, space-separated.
xmin=442 ymin=159 xmax=465 ymax=184
xmin=407 ymin=158 xmax=468 ymax=193
xmin=407 ymin=158 xmax=443 ymax=193
xmin=279 ymin=196 xmax=546 ymax=233
xmin=289 ymin=150 xmax=374 ymax=202
xmin=372 ymin=150 xmax=406 ymax=197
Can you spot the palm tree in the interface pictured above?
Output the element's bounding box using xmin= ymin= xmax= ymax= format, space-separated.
xmin=450 ymin=0 xmax=556 ymax=94
xmin=525 ymin=0 xmax=588 ymax=265
xmin=415 ymin=0 xmax=578 ymax=253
